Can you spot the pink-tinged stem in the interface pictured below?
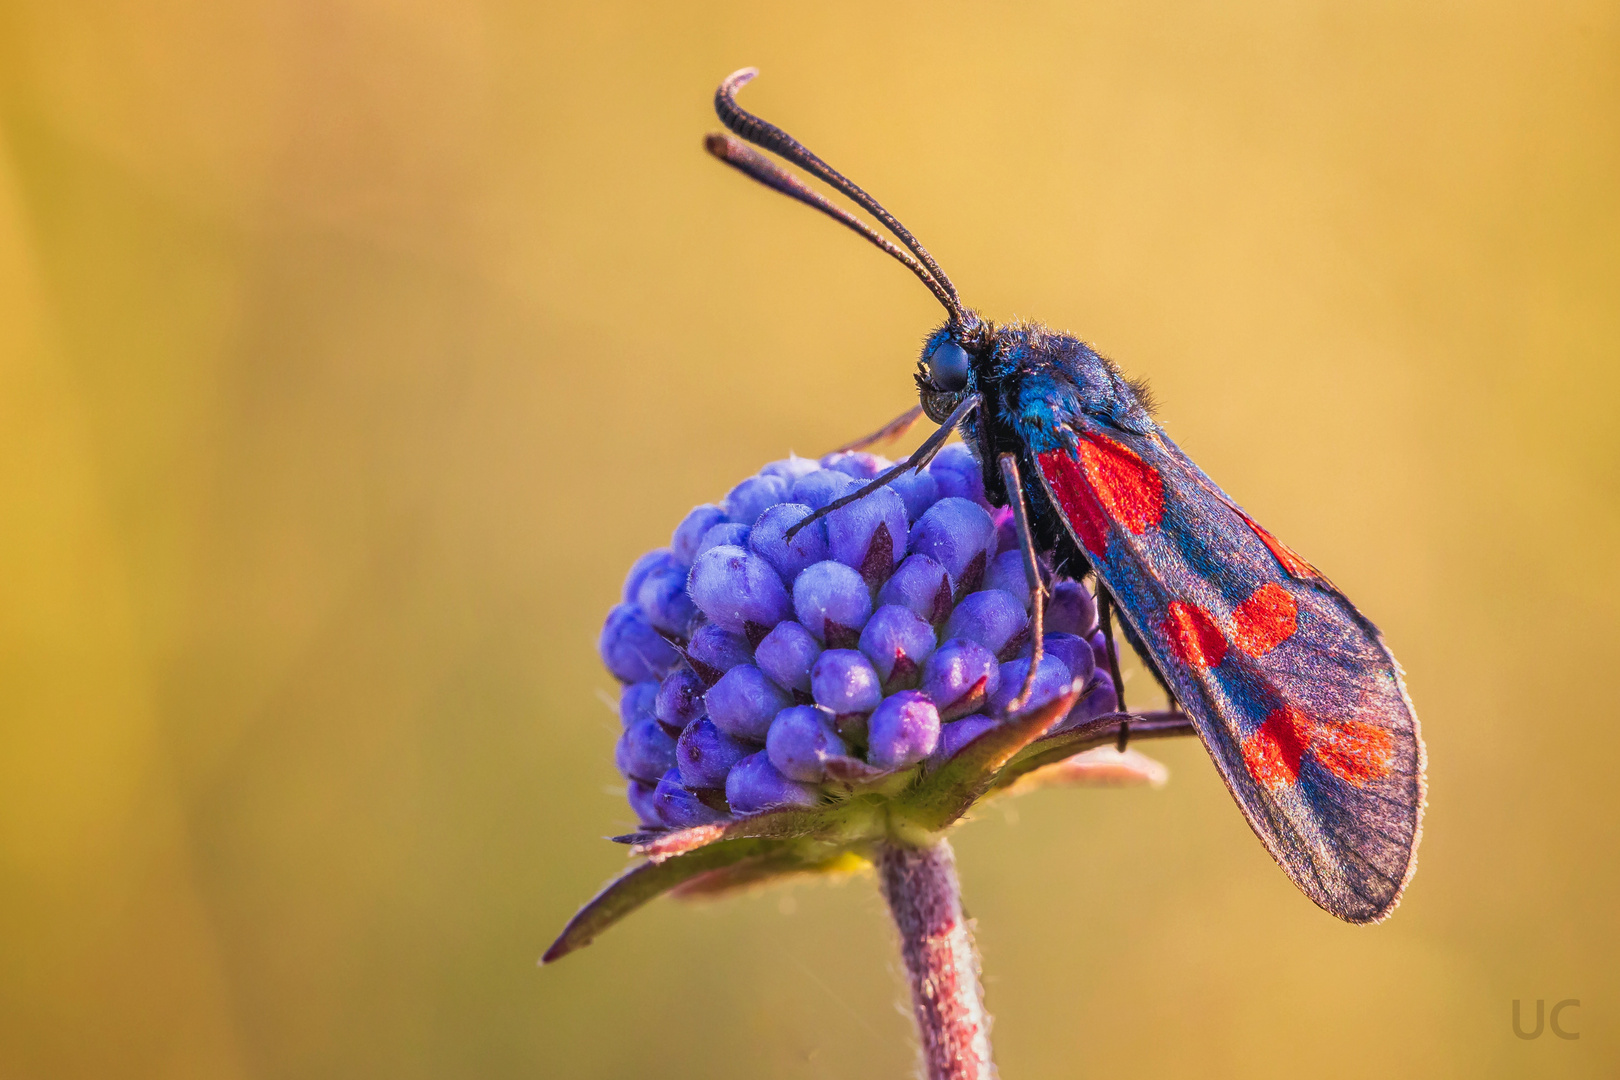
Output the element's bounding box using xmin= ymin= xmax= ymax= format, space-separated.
xmin=877 ymin=839 xmax=995 ymax=1080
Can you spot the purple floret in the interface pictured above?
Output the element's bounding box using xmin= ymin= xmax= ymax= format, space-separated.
xmin=877 ymin=554 xmax=955 ymax=625
xmin=688 ymin=545 xmax=792 ymax=642
xmin=932 ymin=714 xmax=999 ymax=764
xmin=686 ymin=623 xmax=753 ymax=685
xmin=599 ymin=603 xmax=681 ymax=684
xmin=1036 ymin=632 xmax=1096 ymax=685
xmin=654 ymin=770 xmax=729 ymax=827
xmin=908 ymin=497 xmax=996 ymax=596
xmin=928 ymin=443 xmax=989 ymax=508
xmin=766 ymin=705 xmax=847 ymax=782
xmin=723 ymin=473 xmax=790 ymax=528
xmin=920 ymin=638 xmax=1000 ymax=720
xmin=749 ymin=503 xmax=829 ymax=584
xmin=622 ymin=548 xmax=677 ymax=604
xmin=619 ymin=680 xmax=659 ymax=728
xmin=1090 ymin=629 xmax=1111 ymax=672
xmin=634 ymin=560 xmax=700 ymax=638
xmin=1068 ymin=669 xmax=1118 ymax=727
xmin=792 ymin=560 xmax=873 ymax=647
xmin=616 ymin=718 xmax=678 ymax=783
xmin=982 ymin=549 xmax=1034 ymax=608
xmin=810 ymin=649 xmax=884 ymax=717
xmin=753 ymin=620 xmax=822 ymax=694
xmin=789 ymin=468 xmax=857 ymax=510
xmin=822 ymin=450 xmax=888 ymax=479
xmin=887 ymin=466 xmax=940 ymax=521
xmin=825 ymin=483 xmax=908 ymax=585
xmin=992 ymin=506 xmax=1019 ymax=555
xmin=654 ymin=666 xmax=706 ymax=732
xmin=726 ymin=751 xmax=822 ymax=814
xmin=858 ymin=604 xmax=938 ymax=688
xmin=626 ymin=779 xmax=660 ymax=826
xmin=943 ymin=590 xmax=1031 ymax=660
xmin=1046 ymin=580 xmax=1098 ymax=638
xmin=866 ymin=690 xmax=941 ymax=769
xmin=705 ymin=663 xmax=793 ymax=742
xmin=677 ymin=718 xmax=752 ymax=789
xmin=987 ymin=654 xmax=1074 ymax=718
xmin=671 ymin=505 xmax=728 ymax=567
xmin=695 ymin=522 xmax=752 ymax=560
xmin=759 ymin=455 xmax=822 ymax=483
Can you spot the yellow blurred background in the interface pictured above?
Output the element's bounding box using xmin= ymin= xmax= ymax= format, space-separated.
xmin=1 ymin=2 xmax=1615 ymax=1077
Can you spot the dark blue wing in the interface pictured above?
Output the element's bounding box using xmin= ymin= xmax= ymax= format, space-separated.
xmin=1032 ymin=422 xmax=1425 ymax=923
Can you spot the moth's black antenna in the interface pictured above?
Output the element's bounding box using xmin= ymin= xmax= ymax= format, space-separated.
xmin=705 ymin=134 xmax=962 ymax=320
xmin=713 ymin=68 xmax=968 ymax=325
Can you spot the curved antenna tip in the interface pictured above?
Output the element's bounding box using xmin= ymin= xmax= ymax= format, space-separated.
xmin=721 ymin=67 xmax=759 ymax=91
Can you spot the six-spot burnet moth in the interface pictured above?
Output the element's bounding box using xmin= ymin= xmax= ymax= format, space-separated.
xmin=706 ymin=68 xmax=1426 ymax=923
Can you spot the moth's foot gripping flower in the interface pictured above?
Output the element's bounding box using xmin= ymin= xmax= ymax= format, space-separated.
xmin=547 ymin=446 xmax=1189 ymax=963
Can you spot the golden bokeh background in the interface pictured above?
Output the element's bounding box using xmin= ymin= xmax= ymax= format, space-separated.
xmin=1 ymin=2 xmax=1615 ymax=1077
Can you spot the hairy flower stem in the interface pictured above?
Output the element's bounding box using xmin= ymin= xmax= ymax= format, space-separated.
xmin=877 ymin=839 xmax=995 ymax=1080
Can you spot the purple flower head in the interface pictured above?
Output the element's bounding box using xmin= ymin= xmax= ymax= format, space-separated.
xmin=792 ymin=560 xmax=872 ymax=648
xmin=825 ymin=483 xmax=908 ymax=585
xmin=688 ymin=545 xmax=791 ymax=642
xmin=559 ymin=449 xmax=1186 ymax=970
xmin=858 ymin=604 xmax=938 ymax=688
xmin=908 ymin=498 xmax=996 ymax=596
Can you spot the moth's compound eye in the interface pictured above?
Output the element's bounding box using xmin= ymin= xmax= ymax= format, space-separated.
xmin=928 ymin=341 xmax=971 ymax=392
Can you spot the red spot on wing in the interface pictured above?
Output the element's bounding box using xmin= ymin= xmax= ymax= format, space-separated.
xmin=1161 ymin=600 xmax=1227 ymax=669
xmin=1038 ymin=450 xmax=1110 ymax=555
xmin=1242 ymin=515 xmax=1321 ymax=581
xmin=1078 ymin=433 xmax=1164 ymax=534
xmin=1231 ymin=582 xmax=1298 ymax=656
xmin=1242 ymin=706 xmax=1311 ymax=787
xmin=1242 ymin=706 xmax=1396 ymax=789
xmin=1312 ymin=720 xmax=1396 ymax=786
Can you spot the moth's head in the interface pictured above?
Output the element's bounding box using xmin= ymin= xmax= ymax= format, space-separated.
xmin=915 ymin=317 xmax=991 ymax=422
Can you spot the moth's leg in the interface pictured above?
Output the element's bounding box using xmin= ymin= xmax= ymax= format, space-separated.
xmin=996 ymin=453 xmax=1047 ymax=713
xmin=1095 ymin=585 xmax=1131 ymax=751
xmin=787 ymin=395 xmax=978 ymax=540
xmin=832 ymin=404 xmax=924 ymax=454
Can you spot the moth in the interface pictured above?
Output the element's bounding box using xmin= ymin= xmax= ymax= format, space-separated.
xmin=705 ymin=69 xmax=1425 ymax=923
